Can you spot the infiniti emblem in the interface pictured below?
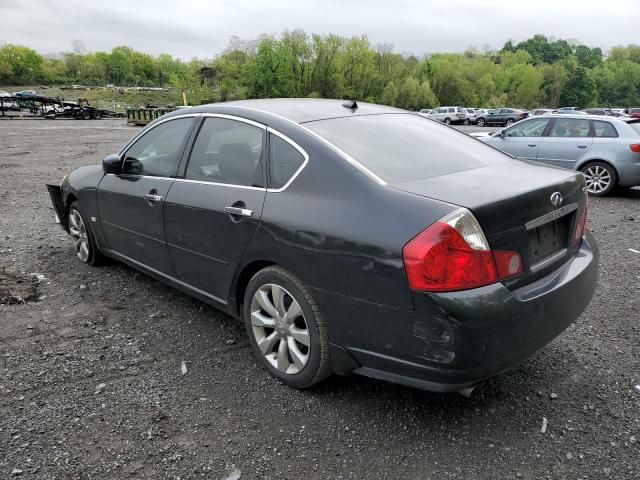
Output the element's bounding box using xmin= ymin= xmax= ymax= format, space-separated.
xmin=550 ymin=192 xmax=563 ymax=207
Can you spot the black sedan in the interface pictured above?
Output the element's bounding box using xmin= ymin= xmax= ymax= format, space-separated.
xmin=476 ymin=108 xmax=528 ymax=127
xmin=47 ymin=99 xmax=598 ymax=393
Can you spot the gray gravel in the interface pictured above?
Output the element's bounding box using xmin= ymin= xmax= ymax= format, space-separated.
xmin=1 ymin=119 xmax=639 ymax=479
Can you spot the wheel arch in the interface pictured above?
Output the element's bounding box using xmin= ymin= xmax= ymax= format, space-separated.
xmin=576 ymin=158 xmax=620 ymax=179
xmin=232 ymin=260 xmax=278 ymax=318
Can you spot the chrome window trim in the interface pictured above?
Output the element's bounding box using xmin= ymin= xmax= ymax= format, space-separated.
xmin=222 ymin=105 xmax=388 ymax=186
xmin=199 ymin=112 xmax=267 ymax=130
xmin=119 ymin=113 xmax=201 ymax=155
xmin=173 ymin=178 xmax=266 ymax=191
xmin=105 ymin=173 xmax=174 ymax=181
xmin=266 ymin=127 xmax=309 ymax=193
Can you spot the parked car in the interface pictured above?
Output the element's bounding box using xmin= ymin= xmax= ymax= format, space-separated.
xmin=553 ymin=109 xmax=588 ymax=115
xmin=479 ymin=114 xmax=640 ymax=195
xmin=475 ymin=108 xmax=528 ymax=127
xmin=462 ymin=108 xmax=480 ymax=125
xmin=582 ymin=108 xmax=612 ymax=116
xmin=530 ymin=109 xmax=554 ymax=116
xmin=0 ymin=90 xmax=12 ymax=97
xmin=610 ymin=108 xmax=628 ymax=117
xmin=14 ymin=90 xmax=39 ymax=97
xmin=628 ymin=108 xmax=640 ymax=118
xmin=46 ymin=99 xmax=598 ymax=393
xmin=558 ymin=107 xmax=581 ymax=111
xmin=419 ymin=108 xmax=435 ymax=115
xmin=426 ymin=106 xmax=467 ymax=124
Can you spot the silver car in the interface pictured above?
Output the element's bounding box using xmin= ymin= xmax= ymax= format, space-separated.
xmin=426 ymin=106 xmax=467 ymax=125
xmin=479 ymin=115 xmax=640 ymax=195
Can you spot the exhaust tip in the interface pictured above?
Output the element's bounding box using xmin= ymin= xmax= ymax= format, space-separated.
xmin=458 ymin=385 xmax=477 ymax=398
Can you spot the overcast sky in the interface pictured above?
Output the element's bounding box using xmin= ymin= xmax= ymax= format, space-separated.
xmin=1 ymin=0 xmax=638 ymax=59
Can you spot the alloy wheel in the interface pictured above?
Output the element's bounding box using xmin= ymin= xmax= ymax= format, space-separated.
xmin=583 ymin=165 xmax=611 ymax=194
xmin=250 ymin=283 xmax=310 ymax=374
xmin=69 ymin=209 xmax=90 ymax=262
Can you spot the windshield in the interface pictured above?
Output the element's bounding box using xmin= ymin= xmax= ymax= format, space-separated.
xmin=305 ymin=113 xmax=509 ymax=184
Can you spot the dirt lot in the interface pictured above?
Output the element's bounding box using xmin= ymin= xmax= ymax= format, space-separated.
xmin=1 ymin=119 xmax=639 ymax=479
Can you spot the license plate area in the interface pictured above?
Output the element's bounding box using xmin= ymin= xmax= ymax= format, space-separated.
xmin=527 ymin=215 xmax=570 ymax=267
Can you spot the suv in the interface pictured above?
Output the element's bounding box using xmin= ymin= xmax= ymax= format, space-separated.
xmin=427 ymin=106 xmax=467 ymax=125
xmin=476 ymin=108 xmax=528 ymax=127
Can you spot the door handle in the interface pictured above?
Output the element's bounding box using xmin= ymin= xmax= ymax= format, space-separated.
xmin=144 ymin=193 xmax=163 ymax=202
xmin=224 ymin=206 xmax=253 ymax=217
xmin=528 ymin=144 xmax=537 ymax=147
xmin=577 ymin=145 xmax=588 ymax=149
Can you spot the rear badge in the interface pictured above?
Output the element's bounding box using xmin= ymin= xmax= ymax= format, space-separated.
xmin=550 ymin=192 xmax=563 ymax=207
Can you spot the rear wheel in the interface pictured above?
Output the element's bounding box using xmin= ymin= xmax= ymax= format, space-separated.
xmin=82 ymin=109 xmax=91 ymax=120
xmin=68 ymin=201 xmax=103 ymax=265
xmin=94 ymin=109 xmax=102 ymax=120
xmin=463 ymin=119 xmax=470 ymax=125
xmin=477 ymin=118 xmax=486 ymax=127
xmin=243 ymin=266 xmax=332 ymax=388
xmin=580 ymin=161 xmax=618 ymax=196
xmin=505 ymin=118 xmax=515 ymax=126
xmin=444 ymin=117 xmax=451 ymax=125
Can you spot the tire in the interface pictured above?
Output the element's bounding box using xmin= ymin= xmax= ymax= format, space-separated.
xmin=82 ymin=110 xmax=91 ymax=120
xmin=477 ymin=118 xmax=486 ymax=127
xmin=579 ymin=161 xmax=618 ymax=196
xmin=444 ymin=117 xmax=451 ymax=125
xmin=505 ymin=118 xmax=515 ymax=126
xmin=94 ymin=109 xmax=102 ymax=120
xmin=463 ymin=119 xmax=470 ymax=125
xmin=243 ymin=266 xmax=332 ymax=388
xmin=68 ymin=201 xmax=103 ymax=265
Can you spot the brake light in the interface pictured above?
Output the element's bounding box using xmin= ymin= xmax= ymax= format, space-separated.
xmin=629 ymin=144 xmax=640 ymax=153
xmin=519 ymin=112 xmax=526 ymax=118
xmin=572 ymin=198 xmax=588 ymax=245
xmin=403 ymin=208 xmax=522 ymax=292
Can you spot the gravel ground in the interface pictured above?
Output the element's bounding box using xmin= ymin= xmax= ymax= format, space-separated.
xmin=1 ymin=119 xmax=639 ymax=479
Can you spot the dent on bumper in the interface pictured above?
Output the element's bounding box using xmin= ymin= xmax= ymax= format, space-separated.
xmin=332 ymin=232 xmax=599 ymax=392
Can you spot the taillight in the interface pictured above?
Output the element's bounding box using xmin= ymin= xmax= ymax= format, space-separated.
xmin=519 ymin=112 xmax=526 ymax=118
xmin=572 ymin=197 xmax=588 ymax=245
xmin=629 ymin=144 xmax=640 ymax=153
xmin=403 ymin=208 xmax=522 ymax=292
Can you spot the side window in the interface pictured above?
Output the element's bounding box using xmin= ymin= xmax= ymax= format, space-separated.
xmin=592 ymin=121 xmax=618 ymax=138
xmin=269 ymin=134 xmax=306 ymax=189
xmin=549 ymin=118 xmax=590 ymax=137
xmin=185 ymin=117 xmax=264 ymax=187
xmin=448 ymin=107 xmax=455 ymax=113
xmin=505 ymin=118 xmax=550 ymax=137
xmin=123 ymin=117 xmax=193 ymax=177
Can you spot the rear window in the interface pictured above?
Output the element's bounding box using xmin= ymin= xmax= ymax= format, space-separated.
xmin=629 ymin=108 xmax=640 ymax=114
xmin=305 ymin=114 xmax=509 ymax=184
xmin=592 ymin=121 xmax=618 ymax=138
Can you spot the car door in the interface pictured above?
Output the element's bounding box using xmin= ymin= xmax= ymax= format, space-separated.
xmin=163 ymin=115 xmax=267 ymax=303
xmin=494 ymin=117 xmax=551 ymax=160
xmin=97 ymin=116 xmax=196 ymax=275
xmin=536 ymin=117 xmax=593 ymax=169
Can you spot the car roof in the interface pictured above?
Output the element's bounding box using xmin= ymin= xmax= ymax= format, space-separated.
xmin=534 ymin=113 xmax=626 ymax=122
xmin=186 ymin=98 xmax=405 ymax=124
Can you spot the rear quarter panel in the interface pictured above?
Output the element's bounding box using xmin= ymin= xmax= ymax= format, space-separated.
xmin=239 ymin=130 xmax=455 ymax=312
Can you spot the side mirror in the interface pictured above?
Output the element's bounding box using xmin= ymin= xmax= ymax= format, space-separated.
xmin=102 ymin=154 xmax=122 ymax=174
xmin=498 ymin=130 xmax=505 ymax=138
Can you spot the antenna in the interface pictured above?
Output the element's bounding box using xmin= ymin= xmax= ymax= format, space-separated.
xmin=342 ymin=100 xmax=358 ymax=110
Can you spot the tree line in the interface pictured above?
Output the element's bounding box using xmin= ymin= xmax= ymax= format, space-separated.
xmin=1 ymin=32 xmax=640 ymax=109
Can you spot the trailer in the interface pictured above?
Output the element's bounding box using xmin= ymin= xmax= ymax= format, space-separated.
xmin=0 ymin=95 xmax=109 ymax=119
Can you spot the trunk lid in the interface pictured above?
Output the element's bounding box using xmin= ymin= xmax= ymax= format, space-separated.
xmin=392 ymin=160 xmax=587 ymax=287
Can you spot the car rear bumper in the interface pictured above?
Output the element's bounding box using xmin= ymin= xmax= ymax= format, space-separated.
xmin=319 ymin=231 xmax=599 ymax=392
xmin=616 ymin=161 xmax=640 ymax=187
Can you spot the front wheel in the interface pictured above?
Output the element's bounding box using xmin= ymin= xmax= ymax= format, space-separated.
xmin=68 ymin=201 xmax=103 ymax=265
xmin=243 ymin=266 xmax=332 ymax=388
xmin=444 ymin=117 xmax=451 ymax=125
xmin=463 ymin=119 xmax=470 ymax=125
xmin=580 ymin=161 xmax=618 ymax=196
xmin=476 ymin=118 xmax=486 ymax=126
